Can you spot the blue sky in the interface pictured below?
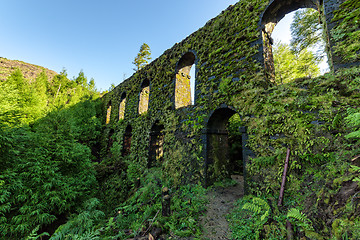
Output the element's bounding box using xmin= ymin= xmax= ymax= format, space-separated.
xmin=1 ymin=0 xmax=296 ymax=91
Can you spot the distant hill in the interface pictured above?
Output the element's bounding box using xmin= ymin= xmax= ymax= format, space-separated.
xmin=0 ymin=57 xmax=57 ymax=82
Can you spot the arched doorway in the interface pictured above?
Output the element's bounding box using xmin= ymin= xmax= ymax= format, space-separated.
xmin=205 ymin=107 xmax=246 ymax=187
xmin=260 ymin=0 xmax=330 ymax=82
xmin=122 ymin=125 xmax=132 ymax=157
xmin=148 ymin=121 xmax=165 ymax=168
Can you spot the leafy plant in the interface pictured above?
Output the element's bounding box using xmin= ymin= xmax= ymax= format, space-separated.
xmin=25 ymin=225 xmax=50 ymax=240
xmin=345 ymin=109 xmax=360 ymax=140
xmin=273 ymin=41 xmax=320 ymax=84
xmin=350 ymin=165 xmax=360 ymax=185
xmin=0 ymin=70 xmax=102 ymax=238
xmin=228 ymin=196 xmax=283 ymax=240
xmin=287 ymin=208 xmax=312 ymax=229
xmin=242 ymin=197 xmax=270 ymax=222
xmin=50 ymin=198 xmax=104 ymax=240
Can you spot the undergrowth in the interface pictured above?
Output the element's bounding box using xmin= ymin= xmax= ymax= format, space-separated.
xmin=98 ymin=168 xmax=207 ymax=239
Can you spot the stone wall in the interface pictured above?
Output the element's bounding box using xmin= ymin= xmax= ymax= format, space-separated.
xmin=101 ymin=0 xmax=359 ymax=185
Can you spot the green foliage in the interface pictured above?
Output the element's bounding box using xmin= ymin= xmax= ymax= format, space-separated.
xmin=242 ymin=197 xmax=270 ymax=222
xmin=133 ymin=43 xmax=152 ymax=71
xmin=273 ymin=41 xmax=320 ymax=83
xmin=99 ymin=168 xmax=207 ymax=239
xmin=0 ymin=122 xmax=98 ymax=238
xmin=0 ymin=69 xmax=48 ymax=126
xmin=345 ymin=108 xmax=360 ymax=140
xmin=50 ymin=198 xmax=104 ymax=240
xmin=98 ymin=2 xmax=360 ymax=239
xmin=332 ymin=218 xmax=360 ymax=240
xmin=218 ymin=77 xmax=232 ymax=95
xmin=25 ymin=225 xmax=50 ymax=240
xmin=1 ymin=1 xmax=360 ymax=239
xmin=165 ymin=184 xmax=207 ymax=237
xmin=287 ymin=208 xmax=312 ymax=230
xmin=350 ymin=165 xmax=360 ymax=185
xmin=228 ymin=195 xmax=285 ymax=240
xmin=287 ymin=208 xmax=326 ymax=240
xmin=0 ymin=69 xmax=102 ymax=238
xmin=331 ymin=0 xmax=360 ymax=63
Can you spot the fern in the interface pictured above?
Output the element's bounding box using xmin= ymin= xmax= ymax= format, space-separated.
xmin=287 ymin=208 xmax=310 ymax=223
xmin=350 ymin=165 xmax=360 ymax=172
xmin=345 ymin=110 xmax=360 ymax=139
xmin=50 ymin=198 xmax=104 ymax=240
xmin=25 ymin=225 xmax=50 ymax=240
xmin=242 ymin=197 xmax=270 ymax=222
xmin=287 ymin=208 xmax=314 ymax=232
xmin=70 ymin=230 xmax=101 ymax=240
xmin=351 ymin=165 xmax=360 ymax=185
xmin=242 ymin=202 xmax=262 ymax=214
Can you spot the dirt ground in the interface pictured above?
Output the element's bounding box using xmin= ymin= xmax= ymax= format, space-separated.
xmin=200 ymin=175 xmax=244 ymax=240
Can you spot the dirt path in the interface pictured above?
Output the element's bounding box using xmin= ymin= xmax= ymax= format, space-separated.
xmin=200 ymin=176 xmax=244 ymax=240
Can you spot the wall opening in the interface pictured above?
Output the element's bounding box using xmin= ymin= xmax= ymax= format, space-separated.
xmin=206 ymin=107 xmax=245 ymax=189
xmin=106 ymin=100 xmax=112 ymax=124
xmin=148 ymin=120 xmax=165 ymax=168
xmin=190 ymin=65 xmax=195 ymax=104
xmin=175 ymin=52 xmax=196 ymax=109
xmin=139 ymin=79 xmax=150 ymax=114
xmin=261 ymin=0 xmax=330 ymax=83
xmin=122 ymin=125 xmax=132 ymax=157
xmin=119 ymin=92 xmax=126 ymax=120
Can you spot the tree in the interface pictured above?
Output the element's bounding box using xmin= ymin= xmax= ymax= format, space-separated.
xmin=75 ymin=70 xmax=87 ymax=87
xmin=133 ymin=43 xmax=151 ymax=71
xmin=0 ymin=69 xmax=47 ymax=126
xmin=0 ymin=71 xmax=102 ymax=238
xmin=290 ymin=8 xmax=326 ymax=60
xmin=88 ymin=78 xmax=96 ymax=92
xmin=274 ymin=41 xmax=320 ymax=84
xmin=109 ymin=83 xmax=116 ymax=91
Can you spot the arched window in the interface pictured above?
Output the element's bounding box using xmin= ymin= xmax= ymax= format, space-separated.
xmin=106 ymin=100 xmax=112 ymax=124
xmin=175 ymin=52 xmax=196 ymax=109
xmin=148 ymin=121 xmax=165 ymax=168
xmin=119 ymin=92 xmax=126 ymax=120
xmin=260 ymin=0 xmax=329 ymax=82
xmin=139 ymin=79 xmax=150 ymax=114
xmin=122 ymin=125 xmax=132 ymax=156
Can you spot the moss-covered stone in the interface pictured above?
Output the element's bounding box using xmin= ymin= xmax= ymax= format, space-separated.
xmin=100 ymin=1 xmax=360 ymax=237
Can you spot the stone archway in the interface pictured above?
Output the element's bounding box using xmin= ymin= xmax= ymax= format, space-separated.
xmin=205 ymin=107 xmax=247 ymax=187
xmin=148 ymin=120 xmax=165 ymax=168
xmin=122 ymin=125 xmax=132 ymax=157
xmin=139 ymin=79 xmax=150 ymax=115
xmin=175 ymin=52 xmax=197 ymax=109
xmin=259 ymin=0 xmax=328 ymax=81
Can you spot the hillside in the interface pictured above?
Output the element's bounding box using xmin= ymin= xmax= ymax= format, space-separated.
xmin=0 ymin=57 xmax=57 ymax=82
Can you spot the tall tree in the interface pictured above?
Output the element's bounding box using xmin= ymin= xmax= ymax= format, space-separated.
xmin=133 ymin=43 xmax=151 ymax=71
xmin=290 ymin=8 xmax=326 ymax=60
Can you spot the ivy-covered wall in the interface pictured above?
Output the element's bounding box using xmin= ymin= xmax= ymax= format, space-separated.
xmin=101 ymin=0 xmax=360 ymax=187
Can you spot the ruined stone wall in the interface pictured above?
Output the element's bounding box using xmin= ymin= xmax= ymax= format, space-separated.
xmin=101 ymin=0 xmax=359 ymax=185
